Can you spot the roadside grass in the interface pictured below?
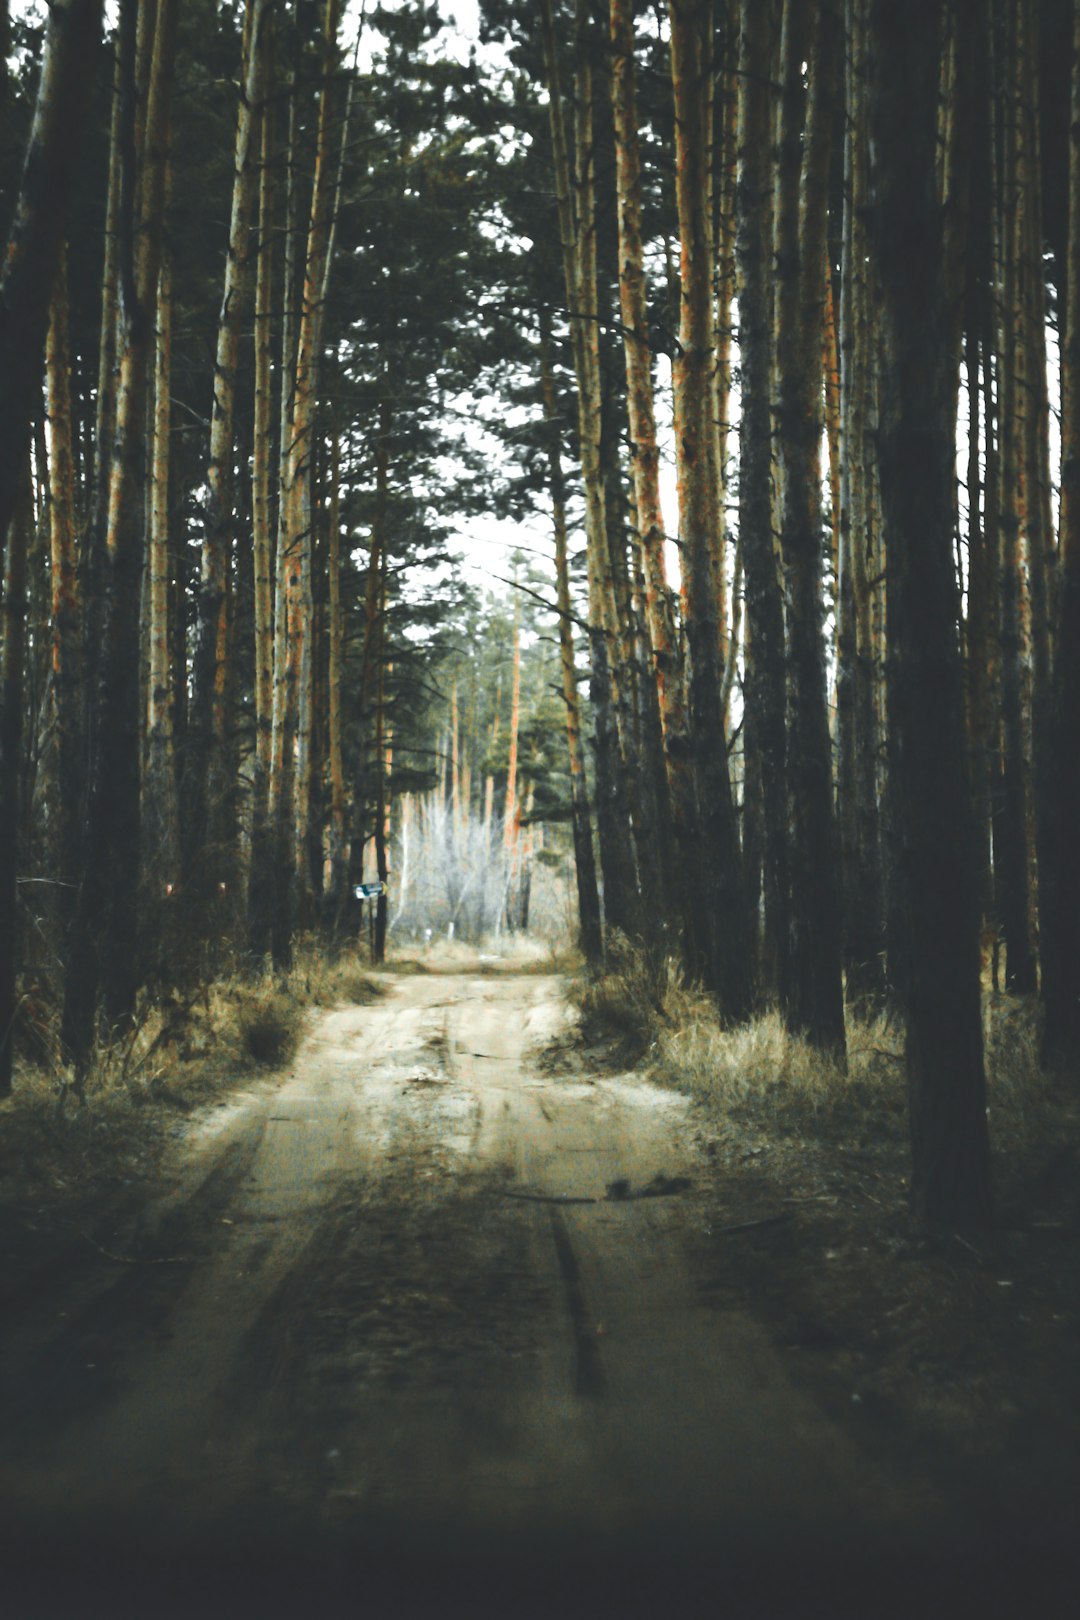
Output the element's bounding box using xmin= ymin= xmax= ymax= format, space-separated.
xmin=573 ymin=940 xmax=1057 ymax=1152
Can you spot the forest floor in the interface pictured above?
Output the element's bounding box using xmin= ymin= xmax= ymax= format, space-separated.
xmin=0 ymin=958 xmax=1077 ymax=1619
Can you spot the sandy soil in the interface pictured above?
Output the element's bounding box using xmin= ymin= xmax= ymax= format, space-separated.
xmin=0 ymin=973 xmax=1072 ymax=1618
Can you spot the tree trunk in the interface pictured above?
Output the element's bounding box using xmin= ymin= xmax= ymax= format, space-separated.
xmin=0 ymin=0 xmax=104 ymax=546
xmin=670 ymin=0 xmax=750 ymax=1018
xmin=186 ymin=0 xmax=270 ymax=940
xmin=837 ymin=0 xmax=886 ymax=1004
xmin=143 ymin=197 xmax=180 ymax=975
xmin=609 ymin=0 xmax=700 ymax=964
xmin=346 ymin=391 xmax=392 ymax=944
xmin=869 ymin=0 xmax=993 ymax=1231
xmin=1041 ymin=0 xmax=1080 ymax=1069
xmin=995 ymin=0 xmax=1037 ymax=993
xmin=774 ymin=0 xmax=846 ymax=1054
xmin=540 ymin=0 xmax=641 ymax=948
xmin=542 ymin=338 xmax=603 ymax=960
xmin=248 ymin=7 xmax=278 ymax=958
xmin=324 ymin=399 xmax=349 ymax=938
xmin=0 ymin=464 xmax=31 ymax=1096
xmin=63 ymin=0 xmax=177 ymax=1069
xmin=45 ymin=245 xmax=82 ymax=942
xmin=736 ymin=0 xmax=790 ymax=1008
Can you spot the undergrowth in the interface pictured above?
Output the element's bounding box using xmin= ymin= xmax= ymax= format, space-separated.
xmin=4 ymin=942 xmax=383 ymax=1117
xmin=573 ymin=941 xmax=1054 ymax=1150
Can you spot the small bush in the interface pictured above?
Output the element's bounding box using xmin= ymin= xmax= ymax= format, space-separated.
xmin=572 ymin=934 xmax=681 ymax=1058
xmin=235 ymin=988 xmax=305 ymax=1067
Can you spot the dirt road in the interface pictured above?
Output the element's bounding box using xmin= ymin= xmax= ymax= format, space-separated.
xmin=0 ymin=973 xmax=1007 ymax=1617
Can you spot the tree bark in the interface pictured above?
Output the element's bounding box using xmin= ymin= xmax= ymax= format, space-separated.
xmin=187 ymin=0 xmax=270 ymax=932
xmin=0 ymin=464 xmax=31 ymax=1096
xmin=774 ymin=0 xmax=846 ymax=1054
xmin=1041 ymin=0 xmax=1080 ymax=1069
xmin=610 ymin=0 xmax=700 ymax=963
xmin=544 ymin=358 xmax=603 ymax=960
xmin=540 ymin=0 xmax=641 ymax=950
xmin=994 ymin=0 xmax=1037 ymax=993
xmin=670 ymin=0 xmax=750 ymax=1018
xmin=869 ymin=0 xmax=993 ymax=1231
xmin=837 ymin=0 xmax=886 ymax=1004
xmin=736 ymin=0 xmax=790 ymax=1007
xmin=45 ymin=245 xmax=82 ymax=940
xmin=0 ymin=0 xmax=104 ymax=546
xmin=143 ymin=194 xmax=180 ymax=972
xmin=248 ymin=7 xmax=278 ymax=957
xmin=63 ymin=0 xmax=176 ymax=1069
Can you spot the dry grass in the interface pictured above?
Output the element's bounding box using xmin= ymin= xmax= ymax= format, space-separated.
xmin=574 ymin=942 xmax=1056 ymax=1152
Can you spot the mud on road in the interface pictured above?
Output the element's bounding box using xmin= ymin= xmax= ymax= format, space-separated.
xmin=0 ymin=973 xmax=1068 ymax=1618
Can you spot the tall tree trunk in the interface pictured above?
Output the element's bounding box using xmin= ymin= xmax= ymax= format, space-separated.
xmin=82 ymin=41 xmax=123 ymax=705
xmin=63 ymin=0 xmax=176 ymax=1069
xmin=143 ymin=198 xmax=179 ymax=971
xmin=0 ymin=0 xmax=104 ymax=546
xmin=283 ymin=0 xmax=342 ymax=926
xmin=541 ymin=329 xmax=603 ymax=962
xmin=248 ymin=6 xmax=278 ymax=957
xmin=736 ymin=0 xmax=790 ymax=1007
xmin=0 ymin=464 xmax=31 ymax=1096
xmin=670 ymin=0 xmax=750 ymax=1018
xmin=540 ymin=0 xmax=641 ymax=949
xmin=346 ymin=391 xmax=391 ymax=943
xmin=774 ymin=0 xmax=845 ymax=1053
xmin=324 ymin=399 xmax=348 ymax=938
xmin=373 ymin=581 xmax=390 ymax=964
xmin=45 ymin=245 xmax=82 ymax=941
xmin=837 ymin=0 xmax=886 ymax=1003
xmin=503 ymin=595 xmax=522 ymax=911
xmin=1041 ymin=0 xmax=1080 ymax=1069
xmin=610 ymin=0 xmax=701 ymax=963
xmin=869 ymin=0 xmax=993 ymax=1231
xmin=187 ymin=0 xmax=270 ymax=936
xmin=995 ymin=0 xmax=1037 ymax=993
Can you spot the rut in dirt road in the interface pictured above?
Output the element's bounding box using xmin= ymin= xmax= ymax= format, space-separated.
xmin=0 ymin=972 xmax=942 ymax=1617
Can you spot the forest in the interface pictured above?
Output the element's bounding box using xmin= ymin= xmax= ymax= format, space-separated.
xmin=1 ymin=0 xmax=1079 ymax=1244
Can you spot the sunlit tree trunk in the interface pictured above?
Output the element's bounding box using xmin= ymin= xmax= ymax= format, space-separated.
xmin=869 ymin=0 xmax=993 ymax=1231
xmin=670 ymin=0 xmax=750 ymax=1018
